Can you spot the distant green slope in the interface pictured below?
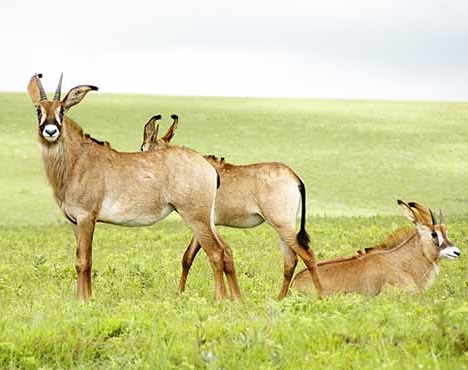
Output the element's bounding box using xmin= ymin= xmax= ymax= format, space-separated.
xmin=1 ymin=92 xmax=468 ymax=225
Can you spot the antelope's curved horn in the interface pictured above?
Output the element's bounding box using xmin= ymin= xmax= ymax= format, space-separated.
xmin=439 ymin=209 xmax=445 ymax=225
xmin=54 ymin=72 xmax=63 ymax=101
xmin=429 ymin=209 xmax=437 ymax=225
xmin=36 ymin=73 xmax=48 ymax=101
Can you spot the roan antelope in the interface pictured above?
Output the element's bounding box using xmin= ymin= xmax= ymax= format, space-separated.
xmin=27 ymin=74 xmax=241 ymax=302
xmin=141 ymin=115 xmax=323 ymax=299
xmin=292 ymin=200 xmax=461 ymax=296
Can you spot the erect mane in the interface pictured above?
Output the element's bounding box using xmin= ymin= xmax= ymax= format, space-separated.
xmin=85 ymin=134 xmax=112 ymax=148
xmin=66 ymin=117 xmax=113 ymax=149
xmin=362 ymin=226 xmax=416 ymax=254
xmin=205 ymin=154 xmax=226 ymax=163
xmin=318 ymin=226 xmax=417 ymax=267
xmin=204 ymin=154 xmax=231 ymax=168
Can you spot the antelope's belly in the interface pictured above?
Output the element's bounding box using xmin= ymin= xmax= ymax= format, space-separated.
xmin=97 ymin=199 xmax=174 ymax=226
xmin=215 ymin=211 xmax=265 ymax=228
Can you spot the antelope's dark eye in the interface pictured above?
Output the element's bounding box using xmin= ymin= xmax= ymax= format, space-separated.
xmin=431 ymin=231 xmax=438 ymax=239
xmin=36 ymin=106 xmax=42 ymax=117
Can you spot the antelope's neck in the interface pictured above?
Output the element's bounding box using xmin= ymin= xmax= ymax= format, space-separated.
xmin=395 ymin=236 xmax=439 ymax=288
xmin=40 ymin=121 xmax=83 ymax=204
xmin=420 ymin=241 xmax=440 ymax=288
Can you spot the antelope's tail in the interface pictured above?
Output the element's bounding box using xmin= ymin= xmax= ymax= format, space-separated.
xmin=297 ymin=179 xmax=310 ymax=248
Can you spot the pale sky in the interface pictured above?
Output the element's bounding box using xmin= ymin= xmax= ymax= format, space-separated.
xmin=2 ymin=0 xmax=468 ymax=100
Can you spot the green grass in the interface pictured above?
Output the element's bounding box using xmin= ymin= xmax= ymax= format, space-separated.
xmin=0 ymin=93 xmax=467 ymax=369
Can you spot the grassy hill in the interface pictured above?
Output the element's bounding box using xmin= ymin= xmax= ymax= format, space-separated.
xmin=0 ymin=93 xmax=467 ymax=369
xmin=2 ymin=93 xmax=468 ymax=224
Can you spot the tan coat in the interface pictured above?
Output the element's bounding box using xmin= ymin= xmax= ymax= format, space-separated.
xmin=141 ymin=115 xmax=323 ymax=299
xmin=292 ymin=201 xmax=460 ymax=296
xmin=28 ymin=74 xmax=241 ymax=302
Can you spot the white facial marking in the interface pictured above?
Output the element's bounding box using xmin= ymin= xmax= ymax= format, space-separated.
xmin=40 ymin=107 xmax=47 ymax=125
xmin=54 ymin=109 xmax=62 ymax=126
xmin=42 ymin=124 xmax=60 ymax=142
xmin=440 ymin=246 xmax=461 ymax=260
xmin=435 ymin=230 xmax=444 ymax=247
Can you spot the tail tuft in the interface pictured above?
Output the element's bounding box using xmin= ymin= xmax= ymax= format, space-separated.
xmin=296 ymin=179 xmax=310 ymax=249
xmin=297 ymin=228 xmax=310 ymax=248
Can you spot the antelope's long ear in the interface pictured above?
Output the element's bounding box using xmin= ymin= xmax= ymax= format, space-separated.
xmin=28 ymin=74 xmax=44 ymax=105
xmin=398 ymin=199 xmax=418 ymax=224
xmin=154 ymin=123 xmax=160 ymax=142
xmin=161 ymin=114 xmax=179 ymax=143
xmin=408 ymin=202 xmax=434 ymax=226
xmin=61 ymin=85 xmax=98 ymax=111
xmin=143 ymin=115 xmax=162 ymax=143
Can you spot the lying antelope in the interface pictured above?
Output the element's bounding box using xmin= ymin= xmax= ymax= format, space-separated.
xmin=141 ymin=115 xmax=323 ymax=299
xmin=27 ymin=74 xmax=241 ymax=302
xmin=292 ymin=200 xmax=461 ymax=296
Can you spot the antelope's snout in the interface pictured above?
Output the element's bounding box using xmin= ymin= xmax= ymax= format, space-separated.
xmin=42 ymin=124 xmax=60 ymax=142
xmin=440 ymin=245 xmax=461 ymax=260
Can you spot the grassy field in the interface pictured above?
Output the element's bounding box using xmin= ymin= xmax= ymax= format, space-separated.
xmin=0 ymin=92 xmax=467 ymax=369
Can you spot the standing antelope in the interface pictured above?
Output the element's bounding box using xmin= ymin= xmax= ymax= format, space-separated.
xmin=141 ymin=115 xmax=323 ymax=299
xmin=292 ymin=200 xmax=461 ymax=296
xmin=27 ymin=74 xmax=241 ymax=302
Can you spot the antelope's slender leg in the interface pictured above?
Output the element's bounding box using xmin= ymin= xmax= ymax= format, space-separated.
xmin=276 ymin=226 xmax=323 ymax=300
xmin=277 ymin=237 xmax=298 ymax=299
xmin=176 ymin=194 xmax=241 ymax=301
xmin=193 ymin=226 xmax=229 ymax=301
xmin=178 ymin=237 xmax=202 ymax=294
xmin=299 ymin=247 xmax=323 ymax=300
xmin=177 ymin=212 xmax=228 ymax=301
xmin=73 ymin=215 xmax=96 ymax=301
xmin=294 ymin=246 xmax=322 ymax=299
xmin=217 ymin=235 xmax=242 ymax=302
